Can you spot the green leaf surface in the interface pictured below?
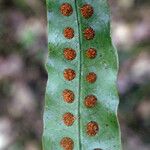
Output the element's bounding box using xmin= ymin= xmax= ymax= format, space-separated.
xmin=43 ymin=0 xmax=122 ymax=150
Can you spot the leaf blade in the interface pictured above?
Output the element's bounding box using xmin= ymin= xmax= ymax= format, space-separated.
xmin=43 ymin=0 xmax=122 ymax=150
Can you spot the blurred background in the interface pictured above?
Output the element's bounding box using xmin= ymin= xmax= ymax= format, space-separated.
xmin=0 ymin=0 xmax=149 ymax=150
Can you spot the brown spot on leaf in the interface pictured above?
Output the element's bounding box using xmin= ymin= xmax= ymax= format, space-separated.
xmin=84 ymin=27 xmax=95 ymax=40
xmin=86 ymin=72 xmax=97 ymax=83
xmin=64 ymin=48 xmax=76 ymax=60
xmin=64 ymin=27 xmax=74 ymax=39
xmin=86 ymin=48 xmax=97 ymax=59
xmin=63 ymin=89 xmax=74 ymax=103
xmin=60 ymin=137 xmax=74 ymax=150
xmin=60 ymin=3 xmax=73 ymax=16
xmin=81 ymin=4 xmax=94 ymax=19
xmin=87 ymin=121 xmax=99 ymax=136
xmin=84 ymin=95 xmax=97 ymax=108
xmin=63 ymin=112 xmax=75 ymax=126
xmin=64 ymin=69 xmax=76 ymax=81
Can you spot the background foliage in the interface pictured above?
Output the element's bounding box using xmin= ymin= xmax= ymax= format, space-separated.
xmin=0 ymin=0 xmax=150 ymax=150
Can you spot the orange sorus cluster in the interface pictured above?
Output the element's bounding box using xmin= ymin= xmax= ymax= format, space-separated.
xmin=60 ymin=2 xmax=99 ymax=150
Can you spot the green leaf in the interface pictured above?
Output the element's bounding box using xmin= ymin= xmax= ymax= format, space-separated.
xmin=43 ymin=0 xmax=122 ymax=150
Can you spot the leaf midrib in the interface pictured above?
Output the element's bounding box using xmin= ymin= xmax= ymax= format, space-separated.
xmin=74 ymin=0 xmax=82 ymax=149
